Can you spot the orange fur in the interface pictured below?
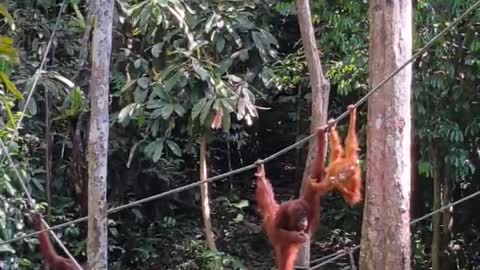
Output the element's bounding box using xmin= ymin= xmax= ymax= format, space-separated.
xmin=34 ymin=214 xmax=79 ymax=270
xmin=255 ymin=164 xmax=310 ymax=270
xmin=309 ymin=105 xmax=362 ymax=205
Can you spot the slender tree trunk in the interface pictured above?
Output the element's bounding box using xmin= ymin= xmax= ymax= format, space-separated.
xmin=296 ymin=0 xmax=330 ymax=267
xmin=45 ymin=89 xmax=52 ymax=222
xmin=199 ymin=135 xmax=217 ymax=251
xmin=294 ymin=84 xmax=303 ymax=183
xmin=44 ymin=88 xmax=52 ymax=270
xmin=360 ymin=1 xmax=412 ymax=270
xmin=87 ymin=0 xmax=114 ymax=268
xmin=440 ymin=170 xmax=451 ymax=270
xmin=432 ymin=153 xmax=441 ymax=270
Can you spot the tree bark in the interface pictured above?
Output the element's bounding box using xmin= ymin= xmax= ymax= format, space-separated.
xmin=295 ymin=0 xmax=330 ymax=267
xmin=199 ymin=135 xmax=217 ymax=251
xmin=87 ymin=0 xmax=114 ymax=268
xmin=440 ymin=168 xmax=451 ymax=270
xmin=360 ymin=1 xmax=412 ymax=270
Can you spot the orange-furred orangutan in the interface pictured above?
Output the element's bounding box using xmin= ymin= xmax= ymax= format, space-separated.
xmin=34 ymin=214 xmax=79 ymax=270
xmin=254 ymin=130 xmax=326 ymax=270
xmin=309 ymin=105 xmax=362 ymax=205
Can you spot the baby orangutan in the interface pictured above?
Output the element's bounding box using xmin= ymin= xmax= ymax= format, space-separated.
xmin=309 ymin=105 xmax=362 ymax=205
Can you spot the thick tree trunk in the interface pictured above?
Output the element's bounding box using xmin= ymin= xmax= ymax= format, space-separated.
xmin=199 ymin=135 xmax=217 ymax=251
xmin=87 ymin=0 xmax=114 ymax=268
xmin=295 ymin=0 xmax=330 ymax=267
xmin=360 ymin=1 xmax=412 ymax=270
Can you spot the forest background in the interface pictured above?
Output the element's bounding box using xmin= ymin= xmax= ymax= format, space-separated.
xmin=0 ymin=0 xmax=479 ymax=269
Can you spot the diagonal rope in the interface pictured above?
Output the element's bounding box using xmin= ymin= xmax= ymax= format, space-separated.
xmin=1 ymin=0 xmax=479 ymax=256
xmin=0 ymin=138 xmax=82 ymax=270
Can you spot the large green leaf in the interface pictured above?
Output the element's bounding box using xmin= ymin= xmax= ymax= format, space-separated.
xmin=0 ymin=72 xmax=22 ymax=100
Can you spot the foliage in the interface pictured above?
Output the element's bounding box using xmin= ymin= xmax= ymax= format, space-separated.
xmin=113 ymin=0 xmax=278 ymax=163
xmin=415 ymin=0 xmax=479 ymax=182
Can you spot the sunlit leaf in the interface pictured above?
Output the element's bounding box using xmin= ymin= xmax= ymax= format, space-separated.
xmin=0 ymin=72 xmax=22 ymax=100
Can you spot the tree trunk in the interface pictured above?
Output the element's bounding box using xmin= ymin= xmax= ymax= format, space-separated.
xmin=45 ymin=89 xmax=52 ymax=223
xmin=87 ymin=0 xmax=114 ymax=268
xmin=440 ymin=169 xmax=451 ymax=270
xmin=295 ymin=0 xmax=330 ymax=267
xmin=432 ymin=154 xmax=441 ymax=270
xmin=44 ymin=87 xmax=52 ymax=270
xmin=294 ymin=83 xmax=304 ymax=183
xmin=73 ymin=112 xmax=89 ymax=218
xmin=199 ymin=135 xmax=217 ymax=251
xmin=360 ymin=1 xmax=412 ymax=270
xmin=72 ymin=0 xmax=93 ymax=219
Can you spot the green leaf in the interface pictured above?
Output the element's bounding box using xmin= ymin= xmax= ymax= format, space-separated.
xmin=220 ymin=98 xmax=235 ymax=112
xmin=0 ymin=95 xmax=15 ymax=127
xmin=191 ymin=98 xmax=207 ymax=120
xmin=146 ymin=99 xmax=166 ymax=109
xmin=232 ymin=200 xmax=249 ymax=209
xmin=163 ymin=70 xmax=183 ymax=92
xmin=114 ymin=79 xmax=137 ymax=97
xmin=166 ymin=140 xmax=182 ymax=156
xmin=205 ymin=13 xmax=216 ymax=33
xmin=216 ymin=36 xmax=225 ymax=53
xmin=233 ymin=214 xmax=244 ymax=223
xmin=0 ymin=4 xmax=14 ymax=27
xmin=222 ymin=109 xmax=231 ymax=132
xmin=192 ymin=60 xmax=210 ymax=81
xmin=118 ymin=103 xmax=137 ymax=125
xmin=213 ymin=99 xmax=221 ymax=111
xmin=153 ymin=141 xmax=164 ymax=162
xmin=174 ymin=104 xmax=186 ymax=116
xmin=137 ymin=77 xmax=150 ymax=89
xmin=161 ymin=104 xmax=174 ymax=119
xmin=151 ymin=42 xmax=164 ymax=58
xmin=134 ymin=87 xmax=148 ymax=103
xmin=200 ymin=99 xmax=214 ymax=125
xmin=150 ymin=108 xmax=164 ymax=119
xmin=0 ymin=36 xmax=18 ymax=63
xmin=0 ymin=72 xmax=22 ymax=100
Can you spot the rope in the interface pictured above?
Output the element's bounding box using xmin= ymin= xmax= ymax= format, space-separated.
xmin=310 ymin=251 xmax=342 ymax=265
xmin=0 ymin=138 xmax=82 ymax=269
